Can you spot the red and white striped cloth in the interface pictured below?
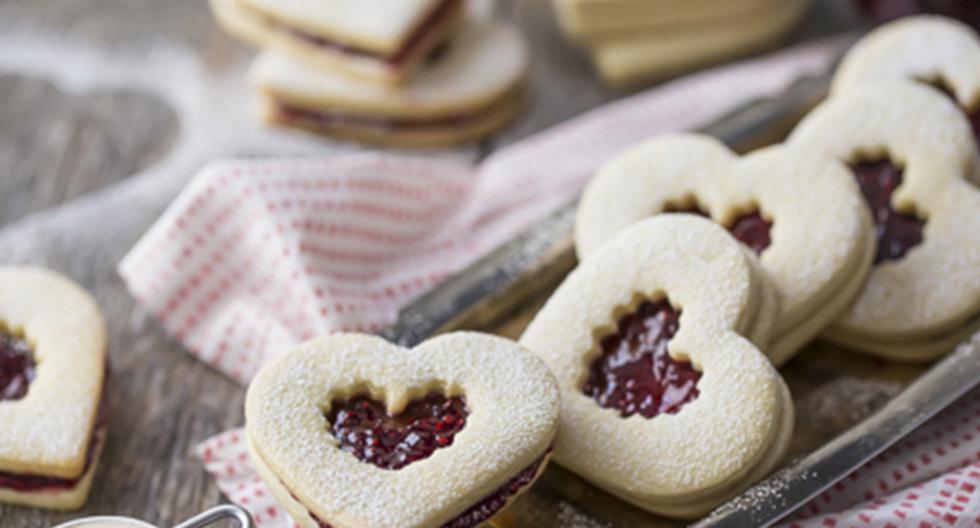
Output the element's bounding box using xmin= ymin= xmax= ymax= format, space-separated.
xmin=120 ymin=39 xmax=980 ymax=527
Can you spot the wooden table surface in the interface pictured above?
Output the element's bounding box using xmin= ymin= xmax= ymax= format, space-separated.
xmin=0 ymin=1 xmax=859 ymax=526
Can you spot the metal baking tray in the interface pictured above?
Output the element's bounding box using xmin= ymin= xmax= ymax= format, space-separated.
xmin=379 ymin=71 xmax=980 ymax=527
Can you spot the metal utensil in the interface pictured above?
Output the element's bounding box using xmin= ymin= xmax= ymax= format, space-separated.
xmin=54 ymin=504 xmax=254 ymax=528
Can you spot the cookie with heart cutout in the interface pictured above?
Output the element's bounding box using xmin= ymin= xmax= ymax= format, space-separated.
xmin=247 ymin=16 xmax=528 ymax=147
xmin=576 ymin=134 xmax=875 ymax=366
xmin=788 ymin=81 xmax=980 ymax=361
xmin=0 ymin=267 xmax=108 ymax=510
xmin=520 ymin=215 xmax=793 ymax=519
xmin=245 ymin=332 xmax=560 ymax=528
xmin=832 ymin=15 xmax=980 ymax=153
xmin=210 ymin=0 xmax=463 ymax=85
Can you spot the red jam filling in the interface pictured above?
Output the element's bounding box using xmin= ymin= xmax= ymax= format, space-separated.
xmin=304 ymin=454 xmax=547 ymax=528
xmin=850 ymin=160 xmax=925 ymax=264
xmin=665 ymin=205 xmax=772 ymax=255
xmin=282 ymin=0 xmax=460 ymax=66
xmin=327 ymin=393 xmax=468 ymax=471
xmin=0 ymin=374 xmax=109 ymax=492
xmin=584 ymin=300 xmax=701 ymax=419
xmin=0 ymin=330 xmax=35 ymax=401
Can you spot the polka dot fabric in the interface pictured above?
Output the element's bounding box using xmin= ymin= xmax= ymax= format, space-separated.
xmin=782 ymin=384 xmax=980 ymax=528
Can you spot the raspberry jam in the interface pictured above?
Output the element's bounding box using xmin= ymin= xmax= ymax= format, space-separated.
xmin=327 ymin=393 xmax=468 ymax=470
xmin=306 ymin=454 xmax=547 ymax=528
xmin=584 ymin=300 xmax=701 ymax=418
xmin=0 ymin=330 xmax=35 ymax=401
xmin=850 ymin=160 xmax=925 ymax=264
xmin=727 ymin=211 xmax=773 ymax=255
xmin=665 ymin=205 xmax=772 ymax=255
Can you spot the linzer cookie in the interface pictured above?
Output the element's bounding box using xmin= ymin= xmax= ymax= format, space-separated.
xmin=210 ymin=0 xmax=463 ymax=85
xmin=789 ymin=82 xmax=980 ymax=361
xmin=576 ymin=134 xmax=874 ymax=366
xmin=832 ymin=16 xmax=980 ymax=152
xmin=250 ymin=17 xmax=528 ymax=147
xmin=520 ymin=215 xmax=792 ymax=518
xmin=245 ymin=332 xmax=559 ymax=528
xmin=0 ymin=267 xmax=108 ymax=510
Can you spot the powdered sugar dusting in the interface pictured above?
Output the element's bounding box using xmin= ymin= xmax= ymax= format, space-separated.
xmin=245 ymin=332 xmax=559 ymax=528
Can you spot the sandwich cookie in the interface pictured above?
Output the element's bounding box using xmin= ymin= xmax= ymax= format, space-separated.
xmin=789 ymin=82 xmax=980 ymax=360
xmin=588 ymin=0 xmax=808 ymax=87
xmin=0 ymin=267 xmax=108 ymax=510
xmin=245 ymin=332 xmax=560 ymax=528
xmin=832 ymin=15 xmax=980 ymax=153
xmin=210 ymin=0 xmax=463 ymax=85
xmin=250 ymin=17 xmax=528 ymax=147
xmin=576 ymin=134 xmax=874 ymax=366
xmin=520 ymin=215 xmax=792 ymax=518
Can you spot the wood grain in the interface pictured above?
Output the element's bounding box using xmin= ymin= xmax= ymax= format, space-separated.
xmin=0 ymin=0 xmax=859 ymax=526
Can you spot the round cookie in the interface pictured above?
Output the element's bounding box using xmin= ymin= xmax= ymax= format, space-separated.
xmin=789 ymin=82 xmax=980 ymax=360
xmin=0 ymin=266 xmax=108 ymax=510
xmin=833 ymin=15 xmax=980 ymax=157
xmin=520 ymin=215 xmax=793 ymax=518
xmin=576 ymin=134 xmax=874 ymax=366
xmin=248 ymin=17 xmax=528 ymax=147
xmin=245 ymin=332 xmax=559 ymax=528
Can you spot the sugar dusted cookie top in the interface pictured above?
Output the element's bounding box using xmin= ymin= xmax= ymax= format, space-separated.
xmin=789 ymin=82 xmax=980 ymax=348
xmin=246 ymin=332 xmax=559 ymax=528
xmin=0 ymin=267 xmax=106 ymax=478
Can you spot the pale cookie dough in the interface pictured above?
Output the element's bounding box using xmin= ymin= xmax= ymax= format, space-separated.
xmin=0 ymin=266 xmax=108 ymax=510
xmin=520 ymin=215 xmax=793 ymax=518
xmin=576 ymin=134 xmax=874 ymax=366
xmin=245 ymin=332 xmax=560 ymax=528
xmin=589 ymin=0 xmax=807 ymax=88
xmin=210 ymin=0 xmax=463 ymax=85
xmin=249 ymin=17 xmax=528 ymax=147
xmin=833 ymin=16 xmax=980 ymax=118
xmin=789 ymin=82 xmax=980 ymax=360
xmin=555 ymin=0 xmax=784 ymax=40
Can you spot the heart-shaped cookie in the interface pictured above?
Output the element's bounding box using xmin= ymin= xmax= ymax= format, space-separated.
xmin=789 ymin=81 xmax=980 ymax=360
xmin=521 ymin=215 xmax=793 ymax=518
xmin=0 ymin=267 xmax=108 ymax=510
xmin=576 ymin=134 xmax=874 ymax=365
xmin=245 ymin=332 xmax=559 ymax=528
xmin=832 ymin=15 xmax=980 ymax=152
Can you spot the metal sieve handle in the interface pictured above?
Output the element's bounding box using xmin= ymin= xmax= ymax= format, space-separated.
xmin=172 ymin=505 xmax=254 ymax=528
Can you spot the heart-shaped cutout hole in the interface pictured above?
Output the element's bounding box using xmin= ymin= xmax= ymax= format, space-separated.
xmin=327 ymin=393 xmax=468 ymax=470
xmin=850 ymin=159 xmax=926 ymax=264
xmin=584 ymin=299 xmax=701 ymax=419
xmin=0 ymin=329 xmax=35 ymax=401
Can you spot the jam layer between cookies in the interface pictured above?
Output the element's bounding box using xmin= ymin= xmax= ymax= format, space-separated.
xmin=850 ymin=160 xmax=925 ymax=264
xmin=0 ymin=329 xmax=35 ymax=401
xmin=584 ymin=300 xmax=701 ymax=419
xmin=264 ymin=0 xmax=460 ymax=67
xmin=326 ymin=393 xmax=468 ymax=470
xmin=302 ymin=454 xmax=548 ymax=528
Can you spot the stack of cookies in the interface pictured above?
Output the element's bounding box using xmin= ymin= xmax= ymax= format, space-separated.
xmin=210 ymin=0 xmax=529 ymax=146
xmin=553 ymin=0 xmax=810 ymax=88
